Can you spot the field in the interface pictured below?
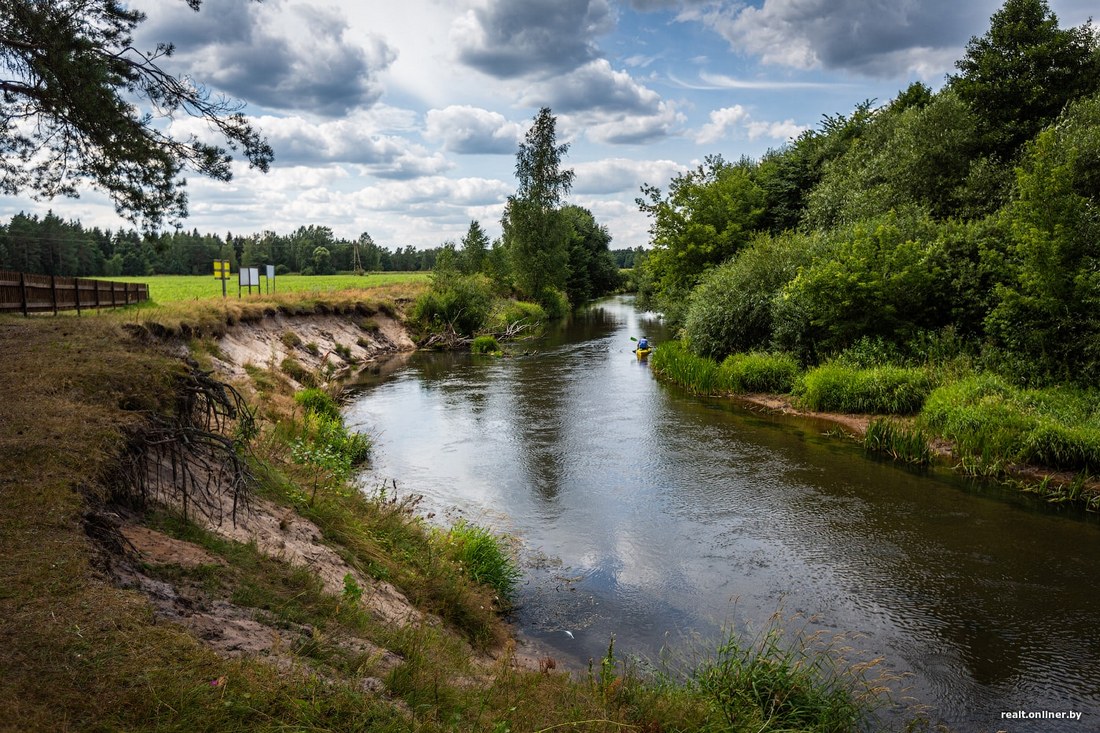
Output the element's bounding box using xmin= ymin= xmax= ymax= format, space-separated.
xmin=101 ymin=272 xmax=429 ymax=304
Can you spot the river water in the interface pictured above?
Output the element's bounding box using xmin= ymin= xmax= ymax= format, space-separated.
xmin=345 ymin=296 xmax=1100 ymax=732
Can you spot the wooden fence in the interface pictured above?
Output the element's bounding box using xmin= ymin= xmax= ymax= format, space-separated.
xmin=0 ymin=270 xmax=149 ymax=315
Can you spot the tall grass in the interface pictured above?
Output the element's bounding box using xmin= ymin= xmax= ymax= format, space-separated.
xmin=105 ymin=272 xmax=428 ymax=303
xmin=863 ymin=418 xmax=934 ymax=466
xmin=721 ymin=351 xmax=801 ymax=393
xmin=798 ymin=363 xmax=934 ymax=414
xmin=921 ymin=374 xmax=1100 ymax=473
xmin=443 ymin=520 xmax=522 ymax=605
xmin=650 ymin=340 xmax=728 ymax=394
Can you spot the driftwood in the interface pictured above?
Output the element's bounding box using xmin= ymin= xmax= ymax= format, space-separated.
xmin=419 ymin=319 xmax=536 ymax=351
xmin=114 ymin=365 xmax=254 ymax=526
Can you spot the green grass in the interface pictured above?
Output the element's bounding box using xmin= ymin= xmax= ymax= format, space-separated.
xmin=798 ymin=363 xmax=934 ymax=414
xmin=863 ymin=419 xmax=934 ymax=466
xmin=650 ymin=340 xmax=730 ymax=395
xmin=443 ymin=520 xmax=522 ymax=604
xmin=721 ymin=351 xmax=802 ymax=393
xmin=101 ymin=272 xmax=428 ymax=304
xmin=921 ymin=374 xmax=1100 ymax=473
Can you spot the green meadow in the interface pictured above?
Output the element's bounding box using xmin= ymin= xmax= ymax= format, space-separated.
xmin=101 ymin=272 xmax=429 ymax=304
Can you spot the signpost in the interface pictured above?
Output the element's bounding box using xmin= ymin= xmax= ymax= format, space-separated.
xmin=238 ymin=267 xmax=259 ymax=297
xmin=266 ymin=264 xmax=275 ymax=294
xmin=213 ymin=259 xmax=230 ymax=297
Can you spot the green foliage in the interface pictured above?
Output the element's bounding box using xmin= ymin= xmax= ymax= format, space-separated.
xmin=280 ymin=357 xmax=317 ymax=388
xmin=501 ymin=108 xmax=574 ymax=300
xmin=561 ymin=204 xmax=622 ymax=304
xmin=950 ymin=0 xmax=1100 ymax=157
xmin=690 ymin=616 xmax=874 ymax=732
xmin=280 ymin=330 xmax=303 ymax=349
xmin=804 ymin=90 xmax=984 ymax=227
xmin=488 ymin=299 xmax=546 ymax=332
xmin=536 ymin=287 xmax=571 ymax=320
xmin=921 ymin=375 xmax=1100 ymax=472
xmin=683 ymin=230 xmax=816 ymax=359
xmin=984 ymin=93 xmax=1100 ymax=384
xmin=471 ymin=335 xmax=500 ymax=354
xmin=772 ymin=211 xmax=955 ymax=363
xmin=863 ymin=419 xmax=934 ymax=466
xmin=720 ymin=352 xmax=801 ymax=394
xmin=798 ymin=364 xmax=934 ymax=414
xmin=0 ymin=0 xmax=272 ymax=227
xmin=293 ymin=388 xmax=341 ymax=421
xmin=443 ymin=521 xmax=521 ymax=605
xmin=459 ymin=220 xmax=490 ymax=275
xmin=412 ymin=273 xmax=495 ymax=336
xmin=650 ymin=340 xmax=728 ymax=395
xmin=637 ymin=155 xmax=766 ymax=318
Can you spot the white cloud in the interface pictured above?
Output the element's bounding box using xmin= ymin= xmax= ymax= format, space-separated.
xmin=520 ymin=59 xmax=663 ymax=114
xmin=695 ymin=105 xmax=749 ymax=144
xmin=573 ymin=158 xmax=687 ymax=195
xmin=424 ymin=106 xmax=524 ymax=154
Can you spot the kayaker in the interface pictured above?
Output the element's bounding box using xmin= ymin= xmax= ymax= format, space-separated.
xmin=637 ymin=337 xmax=649 ymax=350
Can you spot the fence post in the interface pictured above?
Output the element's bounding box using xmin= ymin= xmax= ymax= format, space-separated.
xmin=50 ymin=274 xmax=58 ymax=315
xmin=74 ymin=278 xmax=81 ymax=315
xmin=19 ymin=271 xmax=28 ymax=317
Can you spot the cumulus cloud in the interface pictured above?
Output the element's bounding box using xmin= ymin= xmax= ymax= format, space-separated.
xmin=572 ymin=158 xmax=687 ymax=195
xmin=133 ymin=0 xmax=395 ymax=116
xmin=519 ymin=59 xmax=662 ymax=114
xmin=452 ymin=0 xmax=614 ymax=79
xmin=424 ymin=106 xmax=524 ymax=154
xmin=231 ymin=114 xmax=451 ymax=178
xmin=682 ymin=0 xmax=992 ymax=78
xmin=693 ymin=105 xmax=807 ymax=144
xmin=695 ymin=105 xmax=749 ymax=144
xmin=580 ymin=102 xmax=685 ymax=145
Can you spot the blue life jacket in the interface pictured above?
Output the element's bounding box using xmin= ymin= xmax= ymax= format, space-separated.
xmin=638 ymin=338 xmax=649 ymax=350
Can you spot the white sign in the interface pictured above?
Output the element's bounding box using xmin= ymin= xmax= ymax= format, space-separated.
xmin=266 ymin=264 xmax=275 ymax=280
xmin=239 ymin=268 xmax=259 ymax=286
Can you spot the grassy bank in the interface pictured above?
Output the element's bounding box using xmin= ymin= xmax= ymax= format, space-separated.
xmin=1 ymin=294 xmax=902 ymax=732
xmin=651 ymin=339 xmax=1100 ymax=508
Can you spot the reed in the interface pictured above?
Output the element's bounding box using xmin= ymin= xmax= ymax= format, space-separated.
xmin=649 ymin=340 xmax=730 ymax=395
xmin=863 ymin=418 xmax=934 ymax=466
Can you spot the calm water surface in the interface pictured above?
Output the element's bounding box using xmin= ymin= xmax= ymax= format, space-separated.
xmin=345 ymin=296 xmax=1100 ymax=732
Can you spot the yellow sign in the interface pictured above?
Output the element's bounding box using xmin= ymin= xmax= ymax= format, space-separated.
xmin=213 ymin=260 xmax=229 ymax=279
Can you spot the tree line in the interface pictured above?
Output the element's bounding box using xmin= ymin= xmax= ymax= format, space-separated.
xmin=0 ymin=214 xmax=450 ymax=276
xmin=636 ymin=0 xmax=1100 ymax=387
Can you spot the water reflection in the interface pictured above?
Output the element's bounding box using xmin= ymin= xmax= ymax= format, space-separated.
xmin=346 ymin=297 xmax=1100 ymax=732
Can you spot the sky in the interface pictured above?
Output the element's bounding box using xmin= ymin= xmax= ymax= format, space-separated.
xmin=2 ymin=0 xmax=1096 ymax=249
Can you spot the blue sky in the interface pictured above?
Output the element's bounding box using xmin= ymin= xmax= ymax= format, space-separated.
xmin=2 ymin=0 xmax=1096 ymax=249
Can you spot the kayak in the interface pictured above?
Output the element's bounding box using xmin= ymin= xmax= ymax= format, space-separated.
xmin=634 ymin=347 xmax=652 ymax=360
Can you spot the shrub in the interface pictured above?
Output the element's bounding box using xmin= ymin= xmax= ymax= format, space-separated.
xmin=280 ymin=357 xmax=317 ymax=388
xmin=412 ymin=273 xmax=494 ymax=336
xmin=471 ymin=335 xmax=500 ymax=354
xmin=721 ymin=352 xmax=800 ymax=394
xmin=798 ymin=363 xmax=933 ymax=414
xmin=487 ymin=299 xmax=546 ymax=332
xmin=683 ymin=230 xmax=815 ymax=359
xmin=536 ymin=287 xmax=571 ymax=320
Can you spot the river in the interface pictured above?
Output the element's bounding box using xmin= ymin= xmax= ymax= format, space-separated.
xmin=345 ymin=296 xmax=1100 ymax=732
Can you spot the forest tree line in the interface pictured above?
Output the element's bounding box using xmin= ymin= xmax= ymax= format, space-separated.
xmin=636 ymin=0 xmax=1100 ymax=387
xmin=0 ymin=216 xmax=452 ymax=277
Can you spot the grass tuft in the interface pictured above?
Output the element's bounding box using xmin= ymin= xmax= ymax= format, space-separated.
xmin=798 ymin=363 xmax=933 ymax=414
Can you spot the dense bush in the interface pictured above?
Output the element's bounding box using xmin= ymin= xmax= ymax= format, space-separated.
xmin=412 ymin=273 xmax=494 ymax=336
xmin=488 ymin=299 xmax=546 ymax=332
xmin=682 ymin=230 xmax=816 ymax=359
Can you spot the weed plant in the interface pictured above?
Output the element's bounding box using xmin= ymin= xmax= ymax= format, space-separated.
xmin=798 ymin=363 xmax=934 ymax=414
xmin=443 ymin=520 xmax=522 ymax=604
xmin=864 ymin=419 xmax=934 ymax=466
